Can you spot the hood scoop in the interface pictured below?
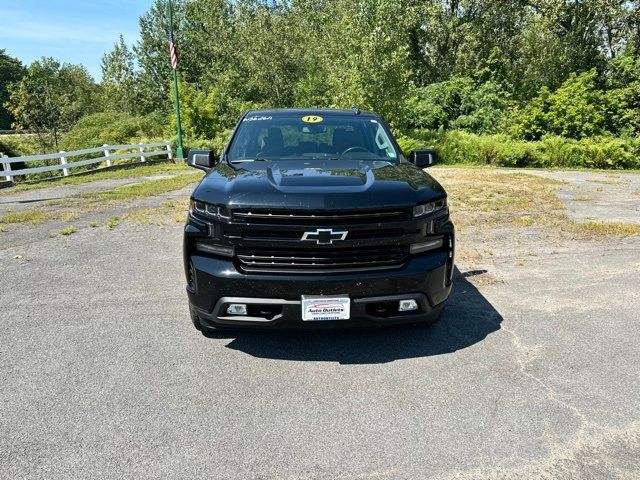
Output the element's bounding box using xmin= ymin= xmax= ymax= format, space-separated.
xmin=267 ymin=162 xmax=374 ymax=192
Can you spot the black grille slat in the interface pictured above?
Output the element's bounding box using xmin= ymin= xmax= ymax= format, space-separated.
xmin=234 ymin=211 xmax=404 ymax=219
xmin=236 ymin=246 xmax=408 ymax=273
xmin=238 ymin=228 xmax=406 ymax=241
xmin=237 ymin=254 xmax=400 ymax=262
xmin=232 ymin=208 xmax=411 ymax=225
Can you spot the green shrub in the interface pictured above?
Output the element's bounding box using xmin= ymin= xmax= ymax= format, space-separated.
xmin=511 ymin=71 xmax=607 ymax=140
xmin=434 ymin=131 xmax=537 ymax=167
xmin=537 ymin=135 xmax=637 ymax=169
xmin=396 ymin=135 xmax=425 ymax=156
xmin=402 ymin=129 xmax=640 ymax=170
xmin=0 ymin=138 xmax=18 ymax=157
xmin=0 ymin=134 xmax=41 ymax=156
xmin=60 ymin=112 xmax=165 ymax=151
xmin=0 ymin=135 xmax=40 ymax=181
xmin=407 ymin=78 xmax=472 ymax=130
xmin=176 ymin=129 xmax=233 ymax=158
xmin=394 ymin=129 xmax=442 ymax=155
xmin=406 ymin=78 xmax=509 ymax=134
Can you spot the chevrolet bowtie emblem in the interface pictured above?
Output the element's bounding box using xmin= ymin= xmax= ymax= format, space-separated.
xmin=301 ymin=228 xmax=348 ymax=245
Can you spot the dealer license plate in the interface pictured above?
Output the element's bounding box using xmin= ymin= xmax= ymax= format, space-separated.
xmin=301 ymin=296 xmax=350 ymax=321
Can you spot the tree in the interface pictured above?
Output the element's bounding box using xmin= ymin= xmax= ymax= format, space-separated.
xmin=526 ymin=0 xmax=608 ymax=76
xmin=135 ymin=0 xmax=187 ymax=115
xmin=407 ymin=77 xmax=509 ymax=133
xmin=173 ymin=79 xmax=220 ymax=140
xmin=101 ymin=35 xmax=138 ymax=114
xmin=319 ymin=0 xmax=415 ymax=128
xmin=510 ymin=12 xmax=572 ymax=100
xmin=123 ymin=0 xmax=640 ymax=137
xmin=182 ymin=0 xmax=235 ymax=88
xmin=512 ymin=70 xmax=605 ymax=139
xmin=603 ymin=52 xmax=640 ymax=135
xmin=6 ymin=58 xmax=98 ymax=151
xmin=0 ymin=50 xmax=26 ymax=130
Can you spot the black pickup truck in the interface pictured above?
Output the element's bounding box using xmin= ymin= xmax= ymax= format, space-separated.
xmin=183 ymin=108 xmax=454 ymax=330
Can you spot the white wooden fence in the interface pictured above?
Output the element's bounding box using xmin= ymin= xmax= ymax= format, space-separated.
xmin=0 ymin=141 xmax=173 ymax=181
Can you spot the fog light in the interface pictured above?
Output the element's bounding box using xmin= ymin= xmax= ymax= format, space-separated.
xmin=227 ymin=304 xmax=247 ymax=315
xmin=410 ymin=238 xmax=443 ymax=254
xmin=195 ymin=241 xmax=234 ymax=257
xmin=399 ymin=299 xmax=418 ymax=312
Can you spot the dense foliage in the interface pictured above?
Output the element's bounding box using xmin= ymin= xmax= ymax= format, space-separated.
xmin=421 ymin=130 xmax=640 ymax=170
xmin=2 ymin=0 xmax=640 ymax=167
xmin=6 ymin=58 xmax=98 ymax=151
xmin=60 ymin=112 xmax=166 ymax=152
xmin=0 ymin=49 xmax=25 ymax=130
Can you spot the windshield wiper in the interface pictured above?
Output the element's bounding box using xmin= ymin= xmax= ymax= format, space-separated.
xmin=230 ymin=157 xmax=271 ymax=164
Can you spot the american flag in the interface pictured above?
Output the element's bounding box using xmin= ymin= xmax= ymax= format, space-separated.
xmin=168 ymin=30 xmax=178 ymax=70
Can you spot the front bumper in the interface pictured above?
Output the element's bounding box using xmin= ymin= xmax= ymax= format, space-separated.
xmin=186 ymin=252 xmax=452 ymax=329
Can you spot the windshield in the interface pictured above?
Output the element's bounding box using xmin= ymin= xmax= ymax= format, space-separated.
xmin=227 ymin=114 xmax=399 ymax=163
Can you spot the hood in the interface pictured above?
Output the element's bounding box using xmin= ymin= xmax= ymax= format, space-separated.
xmin=192 ymin=159 xmax=446 ymax=210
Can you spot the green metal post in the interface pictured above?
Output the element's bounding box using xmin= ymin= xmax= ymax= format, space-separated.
xmin=169 ymin=0 xmax=184 ymax=159
xmin=172 ymin=68 xmax=184 ymax=159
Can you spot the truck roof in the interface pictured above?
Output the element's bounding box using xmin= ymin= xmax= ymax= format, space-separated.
xmin=244 ymin=108 xmax=378 ymax=118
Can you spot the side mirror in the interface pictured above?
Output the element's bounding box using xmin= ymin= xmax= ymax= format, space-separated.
xmin=188 ymin=149 xmax=217 ymax=171
xmin=409 ymin=149 xmax=438 ymax=168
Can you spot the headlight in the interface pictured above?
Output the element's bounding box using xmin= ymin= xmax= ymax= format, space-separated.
xmin=190 ymin=200 xmax=229 ymax=220
xmin=413 ymin=198 xmax=447 ymax=217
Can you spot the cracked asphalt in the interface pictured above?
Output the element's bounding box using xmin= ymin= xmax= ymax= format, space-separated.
xmin=1 ymin=169 xmax=639 ymax=479
xmin=0 ymin=172 xmax=188 ymax=216
xmin=513 ymin=169 xmax=640 ymax=224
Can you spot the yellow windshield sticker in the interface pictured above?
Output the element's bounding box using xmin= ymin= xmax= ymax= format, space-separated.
xmin=302 ymin=115 xmax=323 ymax=123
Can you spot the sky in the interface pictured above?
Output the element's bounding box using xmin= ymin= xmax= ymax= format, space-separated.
xmin=0 ymin=0 xmax=152 ymax=81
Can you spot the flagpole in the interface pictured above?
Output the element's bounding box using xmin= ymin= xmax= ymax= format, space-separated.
xmin=168 ymin=0 xmax=184 ymax=159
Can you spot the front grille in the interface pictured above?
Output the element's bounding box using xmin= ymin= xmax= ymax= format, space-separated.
xmin=239 ymin=227 xmax=407 ymax=242
xmin=232 ymin=207 xmax=411 ymax=225
xmin=236 ymin=246 xmax=409 ymax=273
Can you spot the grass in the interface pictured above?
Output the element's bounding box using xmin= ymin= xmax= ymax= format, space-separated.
xmin=123 ymin=199 xmax=189 ymax=225
xmin=571 ymin=221 xmax=640 ymax=237
xmin=1 ymin=160 xmax=192 ymax=194
xmin=0 ymin=209 xmax=77 ymax=225
xmin=59 ymin=226 xmax=76 ymax=236
xmin=0 ymin=209 xmax=52 ymax=225
xmin=573 ymin=195 xmax=593 ymax=201
xmin=514 ymin=216 xmax=534 ymax=227
xmin=106 ymin=216 xmax=119 ymax=229
xmin=125 ymin=210 xmax=156 ymax=224
xmin=429 ymin=169 xmax=565 ymax=230
xmin=80 ymin=172 xmax=201 ymax=202
xmin=88 ymin=221 xmax=100 ymax=228
xmin=0 ymin=172 xmax=198 ymax=228
xmin=431 ymin=168 xmax=640 ymax=239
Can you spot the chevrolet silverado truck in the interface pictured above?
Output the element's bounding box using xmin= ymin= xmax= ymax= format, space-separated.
xmin=183 ymin=108 xmax=454 ymax=330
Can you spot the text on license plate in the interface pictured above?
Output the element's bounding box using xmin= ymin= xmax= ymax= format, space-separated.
xmin=301 ymin=296 xmax=350 ymax=321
